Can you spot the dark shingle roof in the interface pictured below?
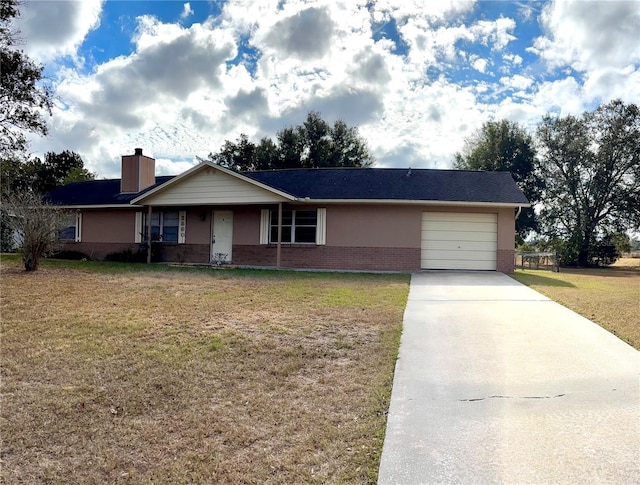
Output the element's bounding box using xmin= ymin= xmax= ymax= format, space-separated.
xmin=46 ymin=176 xmax=174 ymax=206
xmin=46 ymin=168 xmax=529 ymax=206
xmin=246 ymin=168 xmax=529 ymax=204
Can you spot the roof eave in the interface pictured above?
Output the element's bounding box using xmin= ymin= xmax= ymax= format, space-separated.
xmin=295 ymin=199 xmax=531 ymax=207
xmin=49 ymin=204 xmax=141 ymax=209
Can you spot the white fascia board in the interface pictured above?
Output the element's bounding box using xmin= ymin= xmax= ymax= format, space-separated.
xmin=295 ymin=199 xmax=531 ymax=208
xmin=51 ymin=204 xmax=140 ymax=209
xmin=130 ymin=161 xmax=296 ymax=205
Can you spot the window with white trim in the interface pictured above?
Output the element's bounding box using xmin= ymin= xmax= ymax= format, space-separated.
xmin=142 ymin=211 xmax=180 ymax=243
xmin=262 ymin=208 xmax=326 ymax=245
xmin=270 ymin=209 xmax=316 ymax=243
xmin=58 ymin=212 xmax=81 ymax=242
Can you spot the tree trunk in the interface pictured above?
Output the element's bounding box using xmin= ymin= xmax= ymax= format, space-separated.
xmin=577 ymin=248 xmax=589 ymax=267
xmin=24 ymin=256 xmax=39 ymax=271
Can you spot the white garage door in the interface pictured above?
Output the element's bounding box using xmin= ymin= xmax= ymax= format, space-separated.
xmin=421 ymin=212 xmax=497 ymax=270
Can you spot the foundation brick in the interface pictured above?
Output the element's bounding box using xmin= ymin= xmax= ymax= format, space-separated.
xmin=234 ymin=245 xmax=420 ymax=271
xmin=64 ymin=242 xmax=511 ymax=273
xmin=497 ymin=249 xmax=515 ymax=273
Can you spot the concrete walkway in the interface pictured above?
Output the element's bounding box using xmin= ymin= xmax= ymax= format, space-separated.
xmin=378 ymin=271 xmax=639 ymax=484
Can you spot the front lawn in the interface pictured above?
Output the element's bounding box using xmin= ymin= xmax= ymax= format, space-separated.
xmin=511 ymin=258 xmax=639 ymax=350
xmin=0 ymin=255 xmax=409 ymax=484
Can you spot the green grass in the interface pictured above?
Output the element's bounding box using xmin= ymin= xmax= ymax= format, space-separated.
xmin=511 ymin=259 xmax=639 ymax=349
xmin=1 ymin=255 xmax=409 ymax=484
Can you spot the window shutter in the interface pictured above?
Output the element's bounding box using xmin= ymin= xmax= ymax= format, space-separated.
xmin=134 ymin=211 xmax=142 ymax=243
xmin=75 ymin=212 xmax=82 ymax=242
xmin=260 ymin=209 xmax=270 ymax=244
xmin=316 ymin=208 xmax=326 ymax=245
xmin=178 ymin=211 xmax=186 ymax=244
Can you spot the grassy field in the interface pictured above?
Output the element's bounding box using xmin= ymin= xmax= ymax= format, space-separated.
xmin=511 ymin=258 xmax=640 ymax=350
xmin=0 ymin=255 xmax=409 ymax=484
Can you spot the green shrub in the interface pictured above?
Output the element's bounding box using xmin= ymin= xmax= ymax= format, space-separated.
xmin=48 ymin=250 xmax=91 ymax=261
xmin=104 ymin=248 xmax=146 ymax=263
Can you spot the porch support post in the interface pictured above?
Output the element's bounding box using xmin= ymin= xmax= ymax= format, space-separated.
xmin=146 ymin=205 xmax=152 ymax=264
xmin=276 ymin=202 xmax=282 ymax=269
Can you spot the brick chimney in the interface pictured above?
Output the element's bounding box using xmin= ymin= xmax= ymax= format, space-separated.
xmin=120 ymin=148 xmax=156 ymax=193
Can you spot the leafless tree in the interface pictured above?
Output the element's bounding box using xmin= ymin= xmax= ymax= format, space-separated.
xmin=2 ymin=191 xmax=68 ymax=271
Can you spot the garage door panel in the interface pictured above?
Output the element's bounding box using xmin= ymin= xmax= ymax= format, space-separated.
xmin=423 ymin=250 xmax=496 ymax=261
xmin=421 ymin=212 xmax=497 ymax=271
xmin=422 ymin=220 xmax=497 ymax=232
xmin=425 ymin=240 xmax=498 ymax=251
xmin=421 ymin=230 xmax=498 ymax=242
xmin=421 ymin=213 xmax=497 ymax=223
xmin=421 ymin=259 xmax=497 ymax=271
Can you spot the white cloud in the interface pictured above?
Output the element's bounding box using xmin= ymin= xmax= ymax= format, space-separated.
xmin=472 ymin=58 xmax=488 ymax=73
xmin=503 ymin=53 xmax=523 ymax=66
xmin=500 ymin=74 xmax=533 ymax=91
xmin=17 ymin=0 xmax=640 ymax=179
xmin=533 ymin=0 xmax=640 ymax=72
xmin=371 ymin=0 xmax=476 ymax=23
xmin=583 ymin=67 xmax=640 ymax=105
xmin=470 ymin=17 xmax=516 ymax=50
xmin=531 ymin=77 xmax=586 ymax=116
xmin=14 ymin=0 xmax=103 ymax=63
xmin=180 ymin=3 xmax=194 ymax=20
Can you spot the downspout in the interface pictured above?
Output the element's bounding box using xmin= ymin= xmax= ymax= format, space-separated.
xmin=276 ymin=203 xmax=282 ymax=269
xmin=515 ymin=206 xmax=522 ymax=220
xmin=147 ymin=205 xmax=152 ymax=264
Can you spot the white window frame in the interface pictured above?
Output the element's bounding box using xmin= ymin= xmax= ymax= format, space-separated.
xmin=260 ymin=208 xmax=326 ymax=245
xmin=135 ymin=210 xmax=186 ymax=244
xmin=59 ymin=212 xmax=82 ymax=242
xmin=75 ymin=212 xmax=82 ymax=242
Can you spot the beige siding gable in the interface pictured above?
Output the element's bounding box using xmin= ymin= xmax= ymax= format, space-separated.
xmin=141 ymin=168 xmax=289 ymax=206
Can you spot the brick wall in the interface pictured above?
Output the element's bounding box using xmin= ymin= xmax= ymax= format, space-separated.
xmin=497 ymin=249 xmax=515 ymax=273
xmin=159 ymin=244 xmax=209 ymax=263
xmin=59 ymin=242 xmax=210 ymax=263
xmin=234 ymin=245 xmax=420 ymax=271
xmin=63 ymin=241 xmax=510 ymax=273
xmin=59 ymin=242 xmax=138 ymax=260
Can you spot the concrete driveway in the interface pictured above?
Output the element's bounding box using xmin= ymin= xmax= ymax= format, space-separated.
xmin=378 ymin=271 xmax=639 ymax=484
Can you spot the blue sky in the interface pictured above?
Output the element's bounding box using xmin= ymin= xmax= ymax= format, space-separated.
xmin=14 ymin=0 xmax=640 ymax=177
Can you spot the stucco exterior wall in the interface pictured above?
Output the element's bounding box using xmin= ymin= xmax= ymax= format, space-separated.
xmin=121 ymin=154 xmax=155 ymax=193
xmin=184 ymin=209 xmax=211 ymax=245
xmin=232 ymin=207 xmax=260 ymax=245
xmin=326 ymin=205 xmax=418 ymax=248
xmin=82 ymin=209 xmax=137 ymax=243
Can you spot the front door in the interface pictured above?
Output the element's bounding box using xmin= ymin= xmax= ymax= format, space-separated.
xmin=211 ymin=210 xmax=233 ymax=263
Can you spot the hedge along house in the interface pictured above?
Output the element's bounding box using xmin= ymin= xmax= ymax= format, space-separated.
xmin=47 ymin=149 xmax=530 ymax=272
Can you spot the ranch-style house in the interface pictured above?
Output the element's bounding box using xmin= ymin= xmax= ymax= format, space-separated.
xmin=47 ymin=148 xmax=530 ymax=272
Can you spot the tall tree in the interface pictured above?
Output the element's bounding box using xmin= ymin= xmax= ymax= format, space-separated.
xmin=454 ymin=119 xmax=540 ymax=238
xmin=301 ymin=111 xmax=331 ymax=167
xmin=275 ymin=125 xmax=305 ymax=169
xmin=210 ymin=134 xmax=258 ymax=172
xmin=0 ymin=0 xmax=53 ymax=158
xmin=1 ymin=150 xmax=93 ymax=196
xmin=0 ymin=153 xmax=31 ymax=196
xmin=536 ymin=99 xmax=640 ymax=266
xmin=205 ymin=111 xmax=374 ymax=171
xmin=254 ymin=137 xmax=279 ymax=170
xmin=29 ymin=150 xmax=93 ymax=194
xmin=328 ymin=119 xmax=375 ymax=168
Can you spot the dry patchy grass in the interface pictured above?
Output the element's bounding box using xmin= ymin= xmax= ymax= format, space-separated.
xmin=0 ymin=257 xmax=409 ymax=484
xmin=511 ymin=258 xmax=639 ymax=349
